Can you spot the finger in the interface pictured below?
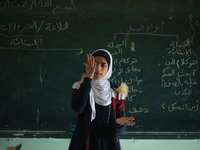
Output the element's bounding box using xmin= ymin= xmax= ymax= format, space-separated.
xmin=83 ymin=63 xmax=88 ymax=68
xmin=127 ymin=121 xmax=135 ymax=126
xmin=94 ymin=61 xmax=97 ymax=69
xmin=126 ymin=117 xmax=135 ymax=120
xmin=88 ymin=54 xmax=92 ymax=65
xmin=91 ymin=55 xmax=94 ymax=66
xmin=131 ymin=122 xmax=135 ymax=126
xmin=129 ymin=123 xmax=135 ymax=126
xmin=86 ymin=54 xmax=90 ymax=64
xmin=90 ymin=54 xmax=94 ymax=65
xmin=92 ymin=56 xmax=96 ymax=68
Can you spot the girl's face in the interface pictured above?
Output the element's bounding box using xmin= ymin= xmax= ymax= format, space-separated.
xmin=93 ymin=56 xmax=109 ymax=80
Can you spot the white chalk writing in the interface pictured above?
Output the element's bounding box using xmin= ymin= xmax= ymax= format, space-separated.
xmin=161 ymin=39 xmax=199 ymax=97
xmin=162 ymin=100 xmax=199 ymax=112
xmin=0 ymin=0 xmax=76 ymax=15
xmin=111 ymin=56 xmax=143 ymax=101
xmin=0 ymin=20 xmax=69 ymax=34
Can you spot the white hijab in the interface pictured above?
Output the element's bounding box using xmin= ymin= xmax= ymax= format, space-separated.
xmin=73 ymin=49 xmax=116 ymax=121
xmin=90 ymin=49 xmax=116 ymax=121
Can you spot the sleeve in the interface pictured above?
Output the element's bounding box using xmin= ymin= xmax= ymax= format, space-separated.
xmin=114 ymin=94 xmax=127 ymax=134
xmin=71 ymin=77 xmax=92 ymax=113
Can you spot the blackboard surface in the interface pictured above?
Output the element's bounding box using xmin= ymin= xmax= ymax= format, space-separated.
xmin=0 ymin=0 xmax=200 ymax=139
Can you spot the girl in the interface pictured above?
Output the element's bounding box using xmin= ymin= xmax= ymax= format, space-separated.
xmin=69 ymin=49 xmax=135 ymax=150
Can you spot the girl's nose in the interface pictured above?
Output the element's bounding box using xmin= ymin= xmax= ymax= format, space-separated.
xmin=96 ymin=64 xmax=101 ymax=71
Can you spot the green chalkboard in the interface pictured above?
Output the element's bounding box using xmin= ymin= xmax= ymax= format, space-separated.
xmin=0 ymin=0 xmax=200 ymax=139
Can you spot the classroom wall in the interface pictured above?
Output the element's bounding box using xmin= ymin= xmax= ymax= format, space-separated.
xmin=0 ymin=138 xmax=200 ymax=150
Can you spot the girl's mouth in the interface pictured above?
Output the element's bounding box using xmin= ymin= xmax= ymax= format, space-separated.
xmin=95 ymin=72 xmax=102 ymax=76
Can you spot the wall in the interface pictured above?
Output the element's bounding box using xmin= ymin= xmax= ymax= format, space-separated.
xmin=0 ymin=138 xmax=200 ymax=150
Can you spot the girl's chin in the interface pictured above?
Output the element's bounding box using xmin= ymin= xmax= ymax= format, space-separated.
xmin=93 ymin=76 xmax=102 ymax=80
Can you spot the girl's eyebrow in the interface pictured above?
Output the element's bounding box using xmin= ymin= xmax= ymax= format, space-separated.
xmin=95 ymin=61 xmax=107 ymax=65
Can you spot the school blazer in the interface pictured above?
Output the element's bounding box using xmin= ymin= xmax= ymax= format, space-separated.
xmin=68 ymin=75 xmax=129 ymax=150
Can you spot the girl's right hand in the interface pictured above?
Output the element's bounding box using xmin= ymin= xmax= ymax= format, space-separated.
xmin=116 ymin=117 xmax=135 ymax=126
xmin=83 ymin=53 xmax=96 ymax=79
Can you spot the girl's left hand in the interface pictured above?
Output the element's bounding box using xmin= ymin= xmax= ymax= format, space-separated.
xmin=116 ymin=117 xmax=135 ymax=126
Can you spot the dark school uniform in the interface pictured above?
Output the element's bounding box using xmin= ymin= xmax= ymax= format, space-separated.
xmin=68 ymin=77 xmax=127 ymax=150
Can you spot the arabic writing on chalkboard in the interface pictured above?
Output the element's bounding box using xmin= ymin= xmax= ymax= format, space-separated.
xmin=0 ymin=0 xmax=77 ymax=49
xmin=109 ymin=33 xmax=199 ymax=116
xmin=111 ymin=55 xmax=143 ymax=102
xmin=162 ymin=100 xmax=199 ymax=113
xmin=161 ymin=39 xmax=198 ymax=96
xmin=113 ymin=21 xmax=179 ymax=39
xmin=0 ymin=0 xmax=76 ymax=15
